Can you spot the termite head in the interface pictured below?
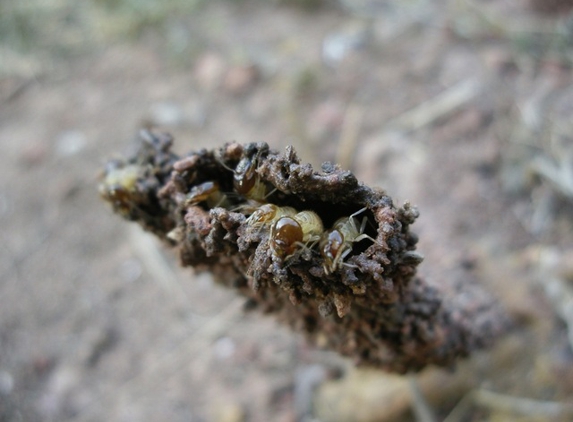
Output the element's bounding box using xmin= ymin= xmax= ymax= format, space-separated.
xmin=233 ymin=154 xmax=258 ymax=195
xmin=233 ymin=149 xmax=274 ymax=202
xmin=319 ymin=230 xmax=344 ymax=267
xmin=270 ymin=210 xmax=323 ymax=261
xmin=271 ymin=216 xmax=303 ymax=258
xmin=319 ymin=208 xmax=377 ymax=274
xmin=247 ymin=204 xmax=293 ymax=226
xmin=246 ymin=203 xmax=277 ymax=225
xmin=185 ymin=181 xmax=229 ymax=209
xmin=186 ymin=181 xmax=219 ymax=203
xmin=319 ymin=229 xmax=351 ymax=274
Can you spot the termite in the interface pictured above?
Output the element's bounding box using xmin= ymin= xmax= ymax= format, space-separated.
xmin=99 ymin=163 xmax=143 ymax=216
xmin=246 ymin=203 xmax=297 ymax=231
xmin=233 ymin=150 xmax=269 ymax=201
xmin=270 ymin=210 xmax=324 ymax=261
xmin=320 ymin=208 xmax=378 ymax=274
xmin=220 ymin=146 xmax=276 ymax=204
xmin=184 ymin=181 xmax=230 ymax=209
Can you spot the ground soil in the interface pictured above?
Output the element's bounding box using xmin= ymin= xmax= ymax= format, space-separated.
xmin=1 ymin=1 xmax=572 ymax=421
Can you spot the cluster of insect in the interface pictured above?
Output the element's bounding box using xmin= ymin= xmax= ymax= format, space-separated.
xmin=99 ymin=143 xmax=380 ymax=274
xmin=182 ymin=149 xmax=379 ymax=274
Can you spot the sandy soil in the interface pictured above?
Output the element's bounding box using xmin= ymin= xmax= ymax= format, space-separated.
xmin=1 ymin=1 xmax=573 ymax=421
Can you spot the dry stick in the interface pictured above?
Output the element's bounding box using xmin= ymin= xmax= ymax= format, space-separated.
xmin=336 ymin=103 xmax=363 ymax=171
xmin=128 ymin=225 xmax=195 ymax=310
xmin=474 ymin=389 xmax=573 ymax=418
xmin=408 ymin=375 xmax=438 ymax=422
xmin=445 ymin=389 xmax=573 ymax=422
xmin=460 ymin=0 xmax=561 ymax=35
xmin=388 ymin=79 xmax=481 ymax=132
xmin=442 ymin=392 xmax=474 ymax=422
xmin=532 ymin=152 xmax=573 ymax=198
xmin=539 ymin=249 xmax=573 ymax=352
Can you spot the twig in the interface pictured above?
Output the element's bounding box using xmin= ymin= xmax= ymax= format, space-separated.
xmin=128 ymin=225 xmax=194 ymax=309
xmin=532 ymin=152 xmax=573 ymax=198
xmin=336 ymin=103 xmax=363 ymax=171
xmin=460 ymin=0 xmax=563 ymax=35
xmin=539 ymin=248 xmax=573 ymax=352
xmin=445 ymin=388 xmax=573 ymax=421
xmin=442 ymin=392 xmax=474 ymax=422
xmin=474 ymin=389 xmax=573 ymax=418
xmin=294 ymin=365 xmax=329 ymax=422
xmin=388 ymin=79 xmax=481 ymax=132
xmin=408 ymin=375 xmax=438 ymax=422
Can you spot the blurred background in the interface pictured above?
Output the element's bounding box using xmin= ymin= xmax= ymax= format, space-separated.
xmin=1 ymin=0 xmax=573 ymax=421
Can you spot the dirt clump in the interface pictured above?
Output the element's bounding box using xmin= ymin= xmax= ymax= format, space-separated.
xmin=100 ymin=129 xmax=509 ymax=373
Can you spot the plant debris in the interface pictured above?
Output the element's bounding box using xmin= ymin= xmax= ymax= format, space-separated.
xmin=100 ymin=130 xmax=509 ymax=373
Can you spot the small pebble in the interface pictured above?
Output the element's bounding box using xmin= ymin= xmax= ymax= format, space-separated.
xmin=55 ymin=130 xmax=87 ymax=157
xmin=223 ymin=64 xmax=259 ymax=95
xmin=322 ymin=24 xmax=369 ymax=66
xmin=0 ymin=370 xmax=14 ymax=395
xmin=308 ymin=101 xmax=344 ymax=140
xmin=118 ymin=258 xmax=142 ymax=283
xmin=0 ymin=192 xmax=10 ymax=218
xmin=196 ymin=272 xmax=215 ymax=290
xmin=37 ymin=365 xmax=80 ymax=417
xmin=149 ymin=102 xmax=185 ymax=127
xmin=213 ymin=336 xmax=236 ymax=360
xmin=19 ymin=143 xmax=47 ymax=167
xmin=194 ymin=53 xmax=226 ymax=90
xmin=215 ymin=402 xmax=245 ymax=422
xmin=528 ymin=0 xmax=573 ymax=14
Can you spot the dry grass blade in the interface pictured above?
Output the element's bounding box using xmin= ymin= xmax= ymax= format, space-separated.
xmin=336 ymin=103 xmax=363 ymax=171
xmin=532 ymin=152 xmax=573 ymax=198
xmin=539 ymin=248 xmax=573 ymax=352
xmin=128 ymin=225 xmax=194 ymax=309
xmin=474 ymin=389 xmax=573 ymax=418
xmin=408 ymin=375 xmax=437 ymax=422
xmin=445 ymin=388 xmax=573 ymax=421
xmin=388 ymin=79 xmax=481 ymax=132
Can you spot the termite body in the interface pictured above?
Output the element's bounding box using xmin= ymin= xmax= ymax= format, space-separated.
xmin=320 ymin=208 xmax=378 ymax=274
xmin=270 ymin=210 xmax=324 ymax=261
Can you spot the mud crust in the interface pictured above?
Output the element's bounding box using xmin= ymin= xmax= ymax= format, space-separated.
xmin=100 ymin=130 xmax=509 ymax=373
